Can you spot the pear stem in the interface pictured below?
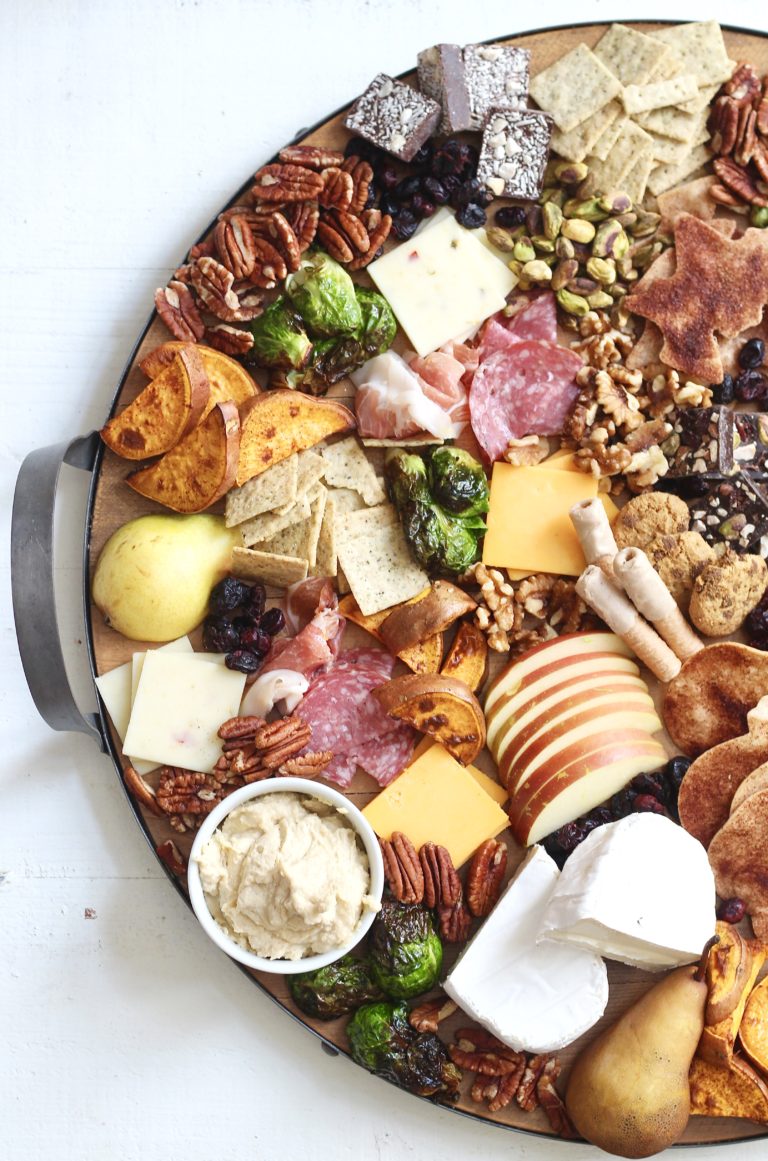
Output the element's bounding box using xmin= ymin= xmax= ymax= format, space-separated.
xmin=694 ymin=934 xmax=720 ymax=983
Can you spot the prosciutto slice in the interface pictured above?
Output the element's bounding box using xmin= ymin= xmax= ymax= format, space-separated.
xmin=261 ymin=581 xmax=344 ymax=678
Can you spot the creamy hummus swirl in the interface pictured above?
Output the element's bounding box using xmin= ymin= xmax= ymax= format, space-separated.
xmin=196 ymin=792 xmax=375 ymax=960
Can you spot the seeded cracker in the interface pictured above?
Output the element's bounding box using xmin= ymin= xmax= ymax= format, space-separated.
xmin=336 ymin=513 xmax=430 ymax=617
xmin=550 ymin=100 xmax=621 ymax=165
xmin=650 ymin=22 xmax=734 ymax=88
xmin=344 ymin=73 xmax=441 ymax=162
xmin=620 ymin=152 xmax=656 ymax=207
xmin=329 ymin=487 xmax=367 ymax=514
xmin=647 ymin=143 xmax=712 ymax=198
xmin=529 ymin=44 xmax=622 ymax=134
xmin=591 ymin=113 xmax=627 ymax=162
xmin=587 ymin=120 xmax=653 ymax=195
xmin=224 ymin=455 xmax=298 ymax=527
xmin=319 ymin=436 xmax=386 ymax=505
xmin=231 ymin=547 xmax=308 ymax=587
xmin=239 ymin=492 xmax=312 ymax=547
xmin=477 ymin=108 xmax=553 ymax=200
xmin=593 ymin=23 xmax=668 ymax=87
xmin=313 ymin=492 xmax=337 ymax=578
xmin=622 ymin=76 xmax=699 ymax=117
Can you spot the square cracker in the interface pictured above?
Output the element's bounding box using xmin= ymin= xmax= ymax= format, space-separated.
xmin=338 ymin=503 xmax=400 ymax=536
xmin=620 ymin=150 xmax=655 ymax=205
xmin=336 ymin=518 xmax=430 ymax=616
xmin=231 ymin=547 xmax=308 ymax=587
xmin=257 ymin=485 xmax=327 ymax=568
xmin=591 ymin=114 xmax=627 ymax=161
xmin=622 ymin=75 xmax=699 ymax=116
xmin=329 ymin=486 xmax=367 ymax=514
xmin=550 ymin=99 xmax=620 ymax=164
xmin=529 ymin=44 xmax=622 ymax=134
xmin=593 ymin=23 xmax=668 ymax=87
xmin=224 ymin=455 xmax=298 ymax=527
xmin=320 ymin=437 xmax=386 ymax=506
xmin=647 ymin=143 xmax=711 ymax=197
xmin=651 ymin=22 xmax=733 ymax=87
xmin=239 ymin=493 xmax=311 ymax=547
xmin=587 ymin=120 xmax=653 ymax=193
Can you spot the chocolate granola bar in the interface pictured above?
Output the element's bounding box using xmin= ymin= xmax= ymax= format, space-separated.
xmin=344 ymin=74 xmax=441 ymax=162
xmin=733 ymin=412 xmax=768 ymax=479
xmin=476 ymin=108 xmax=553 ymax=200
xmin=417 ymin=44 xmax=472 ymax=134
xmin=418 ymin=43 xmax=530 ymax=135
xmin=665 ymin=407 xmax=734 ymax=478
xmin=687 ymin=475 xmax=768 ymax=556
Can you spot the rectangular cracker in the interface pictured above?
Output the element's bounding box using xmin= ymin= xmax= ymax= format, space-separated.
xmin=231 ymin=547 xmax=308 ymax=587
xmin=648 ymin=132 xmax=695 ymax=166
xmin=313 ymin=492 xmax=337 ymax=578
xmin=636 ymin=103 xmax=700 ymax=143
xmin=590 ymin=114 xmax=627 ymax=161
xmin=593 ymin=23 xmax=666 ymax=87
xmin=529 ymin=44 xmax=622 ymax=133
xmin=646 ymin=46 xmax=685 ymax=84
xmin=550 ymin=99 xmax=620 ymax=164
xmin=622 ymin=75 xmax=699 ymax=116
xmin=338 ymin=503 xmax=400 ymax=536
xmin=587 ymin=120 xmax=653 ymax=193
xmin=336 ymin=520 xmax=430 ymax=616
xmin=293 ymin=449 xmax=326 ymax=499
xmin=320 ymin=436 xmax=386 ymax=506
xmin=650 ymin=22 xmax=733 ymax=87
xmin=224 ymin=455 xmax=298 ymax=527
xmin=620 ymin=150 xmax=655 ymax=205
xmin=647 ymin=142 xmax=712 ymax=197
xmin=239 ymin=493 xmax=312 ymax=547
xmin=329 ymin=486 xmax=367 ymax=514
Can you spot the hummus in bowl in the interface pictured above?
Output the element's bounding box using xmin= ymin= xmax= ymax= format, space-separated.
xmin=188 ymin=777 xmax=385 ymax=974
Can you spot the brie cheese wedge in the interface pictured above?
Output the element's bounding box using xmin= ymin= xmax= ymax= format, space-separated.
xmin=444 ymin=846 xmax=608 ymax=1053
xmin=537 ymin=813 xmax=716 ymax=970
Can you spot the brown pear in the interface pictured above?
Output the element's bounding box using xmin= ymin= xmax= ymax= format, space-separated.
xmin=565 ymin=939 xmax=717 ymax=1158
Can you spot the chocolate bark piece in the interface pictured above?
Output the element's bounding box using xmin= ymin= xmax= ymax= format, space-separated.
xmin=666 ymin=407 xmax=734 ymax=477
xmin=462 ymin=44 xmax=530 ymax=128
xmin=733 ymin=412 xmax=768 ymax=479
xmin=417 ymin=44 xmax=472 ymax=134
xmin=344 ymin=74 xmax=441 ymax=163
xmin=687 ymin=476 xmax=768 ymax=556
xmin=476 ymin=108 xmax=553 ymax=200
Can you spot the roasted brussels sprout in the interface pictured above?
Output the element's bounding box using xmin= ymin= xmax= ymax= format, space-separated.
xmin=369 ymin=900 xmax=442 ymax=1000
xmin=285 ymin=252 xmax=362 ymax=337
xmin=354 ymin=287 xmax=397 ymax=356
xmin=427 ymin=447 xmax=490 ymax=518
xmin=347 ymin=1001 xmax=461 ymax=1100
xmin=246 ymin=297 xmax=312 ymax=370
xmin=288 ymin=955 xmax=384 ymax=1020
xmin=385 ymin=450 xmax=488 ymax=576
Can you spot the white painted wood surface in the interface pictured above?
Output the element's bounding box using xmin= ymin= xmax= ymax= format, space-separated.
xmin=4 ymin=2 xmax=768 ymax=1158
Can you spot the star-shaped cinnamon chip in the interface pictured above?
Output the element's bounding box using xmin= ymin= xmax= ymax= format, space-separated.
xmin=627 ymin=214 xmax=768 ymax=383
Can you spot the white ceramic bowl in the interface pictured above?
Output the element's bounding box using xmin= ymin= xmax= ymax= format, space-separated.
xmin=187 ymin=777 xmax=384 ymax=974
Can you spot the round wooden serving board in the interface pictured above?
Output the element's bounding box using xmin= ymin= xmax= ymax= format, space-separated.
xmin=86 ymin=21 xmax=768 ymax=1146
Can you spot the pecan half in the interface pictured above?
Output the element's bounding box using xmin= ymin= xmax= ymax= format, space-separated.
xmin=213 ymin=213 xmax=257 ymax=280
xmin=283 ymin=201 xmax=319 ymax=252
xmin=420 ymin=842 xmax=461 ymax=908
xmin=438 ymin=899 xmax=472 ymax=943
xmin=254 ymin=716 xmax=312 ymax=767
xmin=318 ymin=166 xmax=354 ymax=211
xmin=408 ymin=996 xmax=458 ymax=1034
xmin=156 ymin=839 xmax=187 ymax=876
xmin=154 ymin=282 xmax=205 ymax=342
xmin=487 ymin=1058 xmax=527 ymax=1113
xmin=155 ymin=768 xmax=228 ymax=819
xmin=516 ymin=1053 xmax=555 ymax=1111
xmin=466 ymin=839 xmax=508 ymax=918
xmin=204 ymin=324 xmax=255 ymax=356
xmin=123 ymin=764 xmax=162 ymax=816
xmin=538 ymin=1066 xmax=577 ymax=1138
xmin=188 ymin=238 xmax=216 ymax=261
xmin=219 ymin=715 xmax=266 ymax=740
xmin=381 ymin=832 xmax=425 ymax=904
xmin=250 ymin=210 xmax=301 ymax=273
xmin=348 ymin=209 xmax=392 ymax=270
xmin=725 ymin=62 xmax=762 ymax=104
xmin=190 ymin=256 xmax=240 ymax=315
xmin=449 ymin=1029 xmax=524 ymax=1076
xmin=278 ymin=752 xmax=333 ymax=777
xmin=342 ymin=156 xmax=374 ymax=214
xmin=251 ymin=163 xmax=324 ymax=203
xmin=248 ymin=235 xmax=288 ymax=290
xmin=278 ymin=145 xmax=345 ymax=170
xmin=713 ymin=156 xmax=768 ymax=206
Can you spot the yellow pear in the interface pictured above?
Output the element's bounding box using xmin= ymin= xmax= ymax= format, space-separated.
xmin=92 ymin=514 xmax=239 ymax=642
xmin=565 ymin=938 xmax=717 ymax=1158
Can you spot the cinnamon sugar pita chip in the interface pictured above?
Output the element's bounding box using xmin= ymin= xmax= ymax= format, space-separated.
xmin=657 ymin=175 xmax=718 ymax=230
xmin=627 ymin=215 xmax=768 ymax=384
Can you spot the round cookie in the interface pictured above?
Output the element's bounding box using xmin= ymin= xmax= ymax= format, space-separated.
xmin=646 ymin=532 xmax=715 ymax=609
xmin=689 ymin=550 xmax=768 ymax=637
xmin=612 ymin=492 xmax=690 ymax=551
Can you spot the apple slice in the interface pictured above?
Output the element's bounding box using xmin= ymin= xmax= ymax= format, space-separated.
xmin=373 ymin=673 xmax=486 ymax=765
xmin=126 ymin=400 xmax=240 ymax=513
xmin=139 ymin=340 xmax=258 ymax=411
xmin=485 ymin=631 xmax=632 ymax=718
xmin=500 ymin=690 xmax=657 ymax=789
xmin=511 ymin=736 xmax=668 ymax=845
xmin=101 ymin=346 xmax=210 ymax=460
xmin=490 ymin=668 xmax=648 ymax=765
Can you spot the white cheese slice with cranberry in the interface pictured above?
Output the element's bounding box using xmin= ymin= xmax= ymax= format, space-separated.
xmin=123 ymin=651 xmax=246 ymax=774
xmin=443 ymin=845 xmax=608 ymax=1053
xmin=537 ymin=813 xmax=716 ymax=970
xmin=368 ymin=212 xmax=517 ymax=356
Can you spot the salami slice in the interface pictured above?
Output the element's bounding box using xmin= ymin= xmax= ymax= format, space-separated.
xmin=354 ymin=725 xmax=418 ymax=787
xmin=469 ymin=340 xmax=582 ymax=462
xmin=479 ymin=293 xmax=557 ymax=359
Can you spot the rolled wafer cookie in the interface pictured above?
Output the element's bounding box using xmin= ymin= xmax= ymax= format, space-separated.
xmin=613 ymin=546 xmax=703 ymax=661
xmin=570 ymin=498 xmax=618 ymax=577
xmin=576 ymin=564 xmax=681 ymax=682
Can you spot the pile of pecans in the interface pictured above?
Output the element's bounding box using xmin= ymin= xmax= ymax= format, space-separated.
xmin=708 ymin=63 xmax=768 ymax=221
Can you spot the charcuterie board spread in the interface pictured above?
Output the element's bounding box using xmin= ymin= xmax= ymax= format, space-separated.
xmin=88 ymin=20 xmax=768 ymax=1154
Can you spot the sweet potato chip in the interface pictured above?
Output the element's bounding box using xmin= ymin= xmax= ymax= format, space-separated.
xmin=138 ymin=341 xmax=258 ymax=410
xmin=439 ymin=621 xmax=489 ymax=693
xmin=101 ymin=346 xmax=209 ymax=460
xmin=690 ymin=1053 xmax=768 ymax=1122
xmin=740 ymin=976 xmax=768 ymax=1078
xmin=236 ymin=390 xmax=354 ymax=487
xmin=699 ymin=931 xmax=766 ymax=1067
xmin=627 ymin=215 xmax=768 ymax=383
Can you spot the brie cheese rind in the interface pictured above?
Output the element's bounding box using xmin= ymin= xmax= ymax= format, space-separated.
xmin=444 ymin=846 xmax=608 ymax=1053
xmin=537 ymin=813 xmax=716 ymax=970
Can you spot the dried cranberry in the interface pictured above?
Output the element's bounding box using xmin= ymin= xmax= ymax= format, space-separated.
xmin=202 ymin=617 xmax=240 ymax=654
xmin=746 ymin=591 xmax=768 ymax=646
xmin=449 ymin=177 xmax=483 ymax=210
xmin=344 ymin=136 xmax=383 ymax=165
xmin=440 ymin=174 xmax=463 ymax=198
xmin=261 ymin=607 xmax=286 ymax=636
xmin=392 ymin=210 xmax=419 ymax=240
xmin=225 ymin=649 xmax=263 ymax=674
xmin=209 ymin=576 xmax=250 ymax=615
xmin=232 ymin=614 xmax=258 ymax=635
xmin=717 ymin=897 xmax=747 ymax=924
xmin=379 ymin=191 xmax=400 ymax=217
xmin=630 ymin=771 xmax=666 ymax=797
xmin=422 ymin=176 xmax=449 ymax=205
xmin=395 ymin=175 xmax=422 ymax=201
xmin=378 ymin=165 xmax=400 ymax=192
xmin=665 ymin=755 xmax=692 ymax=788
xmin=609 ymin=788 xmax=637 ymax=819
xmin=245 ymin=584 xmax=266 ymax=620
xmin=554 ymin=821 xmax=587 ymax=852
xmin=632 ymin=794 xmax=669 ymax=816
xmin=456 ymin=202 xmax=487 ymax=229
xmin=739 ymin=338 xmax=766 ymax=369
xmin=365 ymin=182 xmax=378 ymax=210
xmin=654 ymin=475 xmax=710 ymax=499
xmin=710 ymin=374 xmax=735 ymax=404
xmin=431 ymin=139 xmax=469 ymax=177
xmin=735 ymin=369 xmax=768 ymax=402
xmin=582 ymin=807 xmax=613 ymax=833
xmin=410 ymin=141 xmax=434 ymax=169
xmin=495 ymin=205 xmax=527 ymax=228
xmin=238 ymin=626 xmax=271 ymax=656
xmin=411 ymin=193 xmax=436 ymax=218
